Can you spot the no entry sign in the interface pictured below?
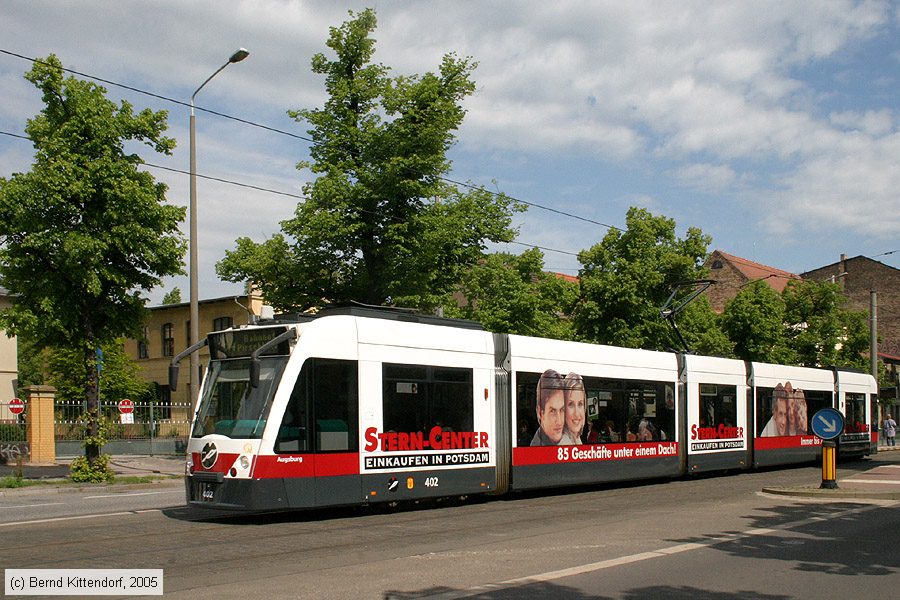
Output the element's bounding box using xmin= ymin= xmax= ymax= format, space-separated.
xmin=118 ymin=399 xmax=135 ymax=414
xmin=8 ymin=398 xmax=24 ymax=415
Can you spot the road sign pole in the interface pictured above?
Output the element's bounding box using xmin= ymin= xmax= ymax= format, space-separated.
xmin=820 ymin=441 xmax=838 ymax=489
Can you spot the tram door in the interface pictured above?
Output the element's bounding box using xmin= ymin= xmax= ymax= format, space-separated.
xmin=274 ymin=358 xmax=361 ymax=507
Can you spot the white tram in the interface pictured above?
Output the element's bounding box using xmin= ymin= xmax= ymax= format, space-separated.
xmin=174 ymin=306 xmax=877 ymax=511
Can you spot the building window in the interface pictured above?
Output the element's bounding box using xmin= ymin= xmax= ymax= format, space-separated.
xmin=161 ymin=323 xmax=175 ymax=358
xmin=212 ymin=316 xmax=233 ymax=331
xmin=185 ymin=320 xmax=190 ymax=346
xmin=137 ymin=327 xmax=149 ymax=359
xmin=154 ymin=384 xmax=172 ymax=420
xmin=711 ymin=260 xmax=723 ymax=269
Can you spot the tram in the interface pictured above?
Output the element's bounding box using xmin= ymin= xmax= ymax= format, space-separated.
xmin=173 ymin=306 xmax=877 ymax=511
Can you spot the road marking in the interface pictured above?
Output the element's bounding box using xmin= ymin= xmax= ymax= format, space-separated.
xmin=411 ymin=503 xmax=891 ymax=600
xmin=0 ymin=502 xmax=65 ymax=509
xmin=84 ymin=490 xmax=182 ymax=499
xmin=0 ymin=509 xmax=162 ymax=528
xmin=844 ymin=479 xmax=900 ymax=485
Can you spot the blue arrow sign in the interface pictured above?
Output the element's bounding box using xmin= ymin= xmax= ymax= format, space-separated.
xmin=811 ymin=407 xmax=844 ymax=441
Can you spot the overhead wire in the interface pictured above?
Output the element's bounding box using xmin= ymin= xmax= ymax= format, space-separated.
xmin=5 ymin=49 xmax=893 ymax=269
xmin=0 ymin=48 xmax=620 ymax=245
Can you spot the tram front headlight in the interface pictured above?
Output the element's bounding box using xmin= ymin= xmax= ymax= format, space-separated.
xmin=239 ymin=455 xmax=250 ymax=470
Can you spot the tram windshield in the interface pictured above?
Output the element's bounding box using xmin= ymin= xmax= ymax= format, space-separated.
xmin=191 ymin=357 xmax=288 ymax=439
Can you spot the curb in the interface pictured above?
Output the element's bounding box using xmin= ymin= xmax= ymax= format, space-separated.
xmin=762 ymin=485 xmax=900 ymax=501
xmin=0 ymin=477 xmax=183 ymax=498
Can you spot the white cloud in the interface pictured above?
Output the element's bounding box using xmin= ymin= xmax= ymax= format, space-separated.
xmin=1 ymin=0 xmax=897 ymax=301
xmin=829 ymin=109 xmax=895 ymax=135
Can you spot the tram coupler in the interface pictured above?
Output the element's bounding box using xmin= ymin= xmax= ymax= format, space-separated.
xmin=820 ymin=440 xmax=838 ymax=489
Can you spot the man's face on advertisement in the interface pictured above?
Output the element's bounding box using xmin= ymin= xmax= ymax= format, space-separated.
xmin=775 ymin=397 xmax=789 ymax=436
xmin=538 ymin=389 xmax=565 ymax=444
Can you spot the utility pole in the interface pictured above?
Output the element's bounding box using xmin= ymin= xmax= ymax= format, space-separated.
xmin=870 ymin=290 xmax=878 ymax=381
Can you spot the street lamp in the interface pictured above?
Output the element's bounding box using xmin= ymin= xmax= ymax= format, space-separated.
xmin=189 ymin=48 xmax=249 ymax=411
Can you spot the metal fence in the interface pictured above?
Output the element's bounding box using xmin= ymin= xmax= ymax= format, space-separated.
xmin=53 ymin=398 xmax=193 ymax=456
xmin=54 ymin=399 xmax=192 ymax=442
xmin=0 ymin=406 xmax=28 ymax=464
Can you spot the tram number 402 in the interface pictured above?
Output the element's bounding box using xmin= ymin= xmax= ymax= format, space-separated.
xmin=424 ymin=477 xmax=439 ymax=488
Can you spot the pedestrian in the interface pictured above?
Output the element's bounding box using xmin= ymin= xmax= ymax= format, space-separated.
xmin=884 ymin=414 xmax=897 ymax=447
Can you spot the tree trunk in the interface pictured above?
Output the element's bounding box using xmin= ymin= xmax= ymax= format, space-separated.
xmin=84 ymin=344 xmax=101 ymax=461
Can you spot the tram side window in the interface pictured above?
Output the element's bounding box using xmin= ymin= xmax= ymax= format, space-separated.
xmin=844 ymin=392 xmax=867 ymax=433
xmin=699 ymin=384 xmax=737 ymax=428
xmin=871 ymin=394 xmax=878 ymax=437
xmin=382 ymin=364 xmax=473 ymax=435
xmin=275 ymin=358 xmax=359 ymax=453
xmin=756 ymin=384 xmax=832 ymax=437
xmin=516 ymin=371 xmax=675 ymax=445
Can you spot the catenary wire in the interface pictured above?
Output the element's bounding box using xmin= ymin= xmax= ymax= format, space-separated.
xmin=0 ymin=49 xmax=622 ymax=233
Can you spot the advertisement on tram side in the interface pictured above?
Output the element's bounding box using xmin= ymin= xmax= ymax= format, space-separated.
xmin=754 ymin=382 xmax=828 ymax=450
xmin=512 ymin=368 xmax=678 ymax=466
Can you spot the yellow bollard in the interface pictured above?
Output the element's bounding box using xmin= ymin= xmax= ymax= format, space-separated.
xmin=820 ymin=441 xmax=838 ymax=489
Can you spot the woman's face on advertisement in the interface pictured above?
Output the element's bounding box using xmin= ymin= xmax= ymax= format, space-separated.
xmin=566 ymin=389 xmax=586 ymax=435
xmin=792 ymin=397 xmax=807 ymax=431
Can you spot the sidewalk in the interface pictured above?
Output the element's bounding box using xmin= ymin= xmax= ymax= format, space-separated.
xmin=0 ymin=454 xmax=185 ymax=480
xmin=763 ymin=446 xmax=900 ymax=500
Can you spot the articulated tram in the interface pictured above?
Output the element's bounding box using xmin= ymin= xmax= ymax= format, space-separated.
xmin=175 ymin=306 xmax=877 ymax=511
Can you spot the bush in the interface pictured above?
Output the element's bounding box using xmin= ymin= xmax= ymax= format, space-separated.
xmin=69 ymin=413 xmax=115 ymax=483
xmin=69 ymin=454 xmax=114 ymax=483
xmin=0 ymin=423 xmax=25 ymax=442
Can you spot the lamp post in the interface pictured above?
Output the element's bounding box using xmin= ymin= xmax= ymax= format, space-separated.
xmin=189 ymin=48 xmax=249 ymax=412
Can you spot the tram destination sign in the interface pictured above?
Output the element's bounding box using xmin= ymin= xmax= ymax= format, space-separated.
xmin=811 ymin=407 xmax=844 ymax=441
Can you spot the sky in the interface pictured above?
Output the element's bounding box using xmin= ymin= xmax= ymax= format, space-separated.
xmin=1 ymin=1 xmax=898 ymax=306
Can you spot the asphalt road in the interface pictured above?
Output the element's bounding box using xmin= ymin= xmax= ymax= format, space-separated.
xmin=2 ymin=455 xmax=899 ymax=599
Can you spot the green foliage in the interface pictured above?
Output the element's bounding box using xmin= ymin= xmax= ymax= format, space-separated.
xmin=0 ymin=54 xmax=184 ymax=462
xmin=162 ymin=287 xmax=182 ymax=305
xmin=781 ymin=279 xmax=869 ymax=369
xmin=721 ymin=280 xmax=792 ymax=363
xmin=218 ymin=9 xmax=522 ymax=311
xmin=573 ymin=207 xmax=717 ymax=351
xmin=70 ymin=454 xmax=114 ymax=483
xmin=0 ymin=424 xmax=26 ymax=441
xmin=445 ymin=249 xmax=579 ymax=339
xmin=46 ymin=339 xmax=152 ymax=405
xmin=14 ymin=331 xmax=46 ymax=392
xmin=0 ymin=475 xmax=29 ymax=489
xmin=674 ymin=296 xmax=734 ymax=357
xmin=721 ymin=278 xmax=869 ymax=369
xmin=0 ymin=54 xmax=185 ymax=347
xmin=69 ymin=415 xmax=114 ymax=483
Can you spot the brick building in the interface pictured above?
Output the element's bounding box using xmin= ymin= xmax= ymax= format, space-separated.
xmin=703 ymin=250 xmax=802 ymax=313
xmin=801 ymin=255 xmax=900 ymax=399
xmin=801 ymin=255 xmax=900 ymax=357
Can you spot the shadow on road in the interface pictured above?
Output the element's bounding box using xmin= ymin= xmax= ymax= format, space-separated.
xmin=384 ymin=582 xmax=792 ymax=600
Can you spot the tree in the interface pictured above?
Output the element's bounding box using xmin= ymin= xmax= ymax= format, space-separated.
xmin=781 ymin=279 xmax=869 ymax=370
xmin=162 ymin=287 xmax=182 ymax=305
xmin=445 ymin=249 xmax=579 ymax=339
xmin=0 ymin=55 xmax=185 ymax=468
xmin=573 ymin=207 xmax=718 ymax=351
xmin=218 ymin=9 xmax=522 ymax=311
xmin=720 ymin=280 xmax=792 ymax=363
xmin=721 ymin=279 xmax=870 ymax=369
xmin=46 ymin=340 xmax=152 ymax=406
